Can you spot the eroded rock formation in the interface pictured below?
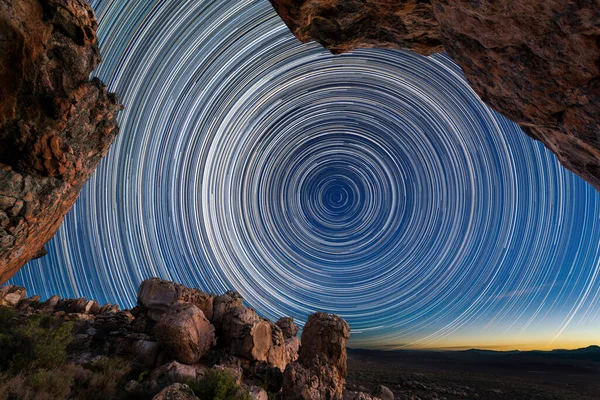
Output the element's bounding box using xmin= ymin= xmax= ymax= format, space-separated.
xmin=282 ymin=312 xmax=351 ymax=400
xmin=0 ymin=0 xmax=121 ymax=282
xmin=0 ymin=278 xmax=354 ymax=399
xmin=269 ymin=0 xmax=444 ymax=55
xmin=269 ymin=0 xmax=600 ymax=190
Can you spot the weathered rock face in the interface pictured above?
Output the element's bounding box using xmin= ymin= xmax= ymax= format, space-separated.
xmin=269 ymin=0 xmax=444 ymax=55
xmin=138 ymin=278 xmax=214 ymax=321
xmin=432 ymin=0 xmax=600 ymax=189
xmin=268 ymin=0 xmax=600 ymax=191
xmin=283 ymin=312 xmax=351 ymax=400
xmin=1 ymin=279 xmax=352 ymax=399
xmin=0 ymin=0 xmax=121 ymax=283
xmin=154 ymin=303 xmax=216 ymax=365
xmin=152 ymin=383 xmax=199 ymax=400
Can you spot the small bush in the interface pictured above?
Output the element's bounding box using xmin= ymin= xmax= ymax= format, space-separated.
xmin=0 ymin=368 xmax=74 ymax=400
xmin=73 ymin=357 xmax=133 ymax=400
xmin=0 ymin=312 xmax=73 ymax=371
xmin=188 ymin=368 xmax=252 ymax=400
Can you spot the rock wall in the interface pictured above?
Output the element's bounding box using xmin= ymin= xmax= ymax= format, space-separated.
xmin=0 ymin=0 xmax=121 ymax=283
xmin=268 ymin=0 xmax=600 ymax=190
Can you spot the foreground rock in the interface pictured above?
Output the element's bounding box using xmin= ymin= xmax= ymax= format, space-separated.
xmin=152 ymin=383 xmax=199 ymax=400
xmin=268 ymin=0 xmax=600 ymax=191
xmin=154 ymin=303 xmax=216 ymax=364
xmin=283 ymin=312 xmax=351 ymax=399
xmin=0 ymin=279 xmax=349 ymax=398
xmin=139 ymin=278 xmax=214 ymax=321
xmin=0 ymin=0 xmax=121 ymax=283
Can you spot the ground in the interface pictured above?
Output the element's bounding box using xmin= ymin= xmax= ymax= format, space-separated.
xmin=346 ymin=348 xmax=600 ymax=400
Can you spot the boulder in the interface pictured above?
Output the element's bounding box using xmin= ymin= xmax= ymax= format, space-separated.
xmin=283 ymin=312 xmax=350 ymax=400
xmin=39 ymin=295 xmax=60 ymax=313
xmin=282 ymin=362 xmax=322 ymax=400
xmin=138 ymin=278 xmax=214 ymax=321
xmin=132 ymin=340 xmax=161 ymax=367
xmin=373 ymin=385 xmax=394 ymax=400
xmin=220 ymin=306 xmax=286 ymax=370
xmin=285 ymin=336 xmax=300 ymax=363
xmin=249 ymin=386 xmax=268 ymax=400
xmin=151 ymin=360 xmax=208 ymax=384
xmin=152 ymin=383 xmax=199 ymax=400
xmin=212 ymin=290 xmax=243 ymax=327
xmin=0 ymin=285 xmax=26 ymax=307
xmin=276 ymin=316 xmax=299 ymax=339
xmin=154 ymin=303 xmax=215 ymax=364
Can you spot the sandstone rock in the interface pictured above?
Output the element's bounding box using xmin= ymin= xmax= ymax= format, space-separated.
xmin=432 ymin=0 xmax=600 ymax=189
xmin=282 ymin=362 xmax=322 ymax=400
xmin=220 ymin=306 xmax=286 ymax=370
xmin=212 ymin=290 xmax=243 ymax=326
xmin=138 ymin=278 xmax=214 ymax=321
xmin=152 ymin=383 xmax=199 ymax=400
xmin=249 ymin=385 xmax=269 ymax=400
xmin=373 ymin=385 xmax=394 ymax=400
xmin=0 ymin=0 xmax=122 ymax=283
xmin=283 ymin=312 xmax=350 ymax=400
xmin=100 ymin=303 xmax=120 ymax=314
xmin=132 ymin=340 xmax=161 ymax=367
xmin=285 ymin=336 xmax=300 ymax=363
xmin=0 ymin=285 xmax=26 ymax=307
xmin=17 ymin=295 xmax=41 ymax=311
xmin=268 ymin=0 xmax=443 ymax=55
xmin=151 ymin=360 xmax=208 ymax=384
xmin=39 ymin=295 xmax=60 ymax=313
xmin=85 ymin=299 xmax=101 ymax=314
xmin=268 ymin=0 xmax=600 ymax=191
xmin=276 ymin=316 xmax=299 ymax=339
xmin=154 ymin=303 xmax=215 ymax=365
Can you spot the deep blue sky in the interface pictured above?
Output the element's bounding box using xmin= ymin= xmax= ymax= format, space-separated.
xmin=9 ymin=0 xmax=600 ymax=350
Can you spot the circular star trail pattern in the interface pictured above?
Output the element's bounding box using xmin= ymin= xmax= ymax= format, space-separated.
xmin=10 ymin=0 xmax=600 ymax=348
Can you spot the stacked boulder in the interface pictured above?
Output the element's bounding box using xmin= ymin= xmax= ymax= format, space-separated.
xmin=282 ymin=312 xmax=351 ymax=400
xmin=0 ymin=279 xmax=355 ymax=399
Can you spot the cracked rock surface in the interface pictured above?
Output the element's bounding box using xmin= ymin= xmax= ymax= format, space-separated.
xmin=0 ymin=0 xmax=121 ymax=282
xmin=269 ymin=0 xmax=600 ymax=190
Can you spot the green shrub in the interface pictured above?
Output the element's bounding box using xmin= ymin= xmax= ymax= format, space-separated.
xmin=72 ymin=357 xmax=133 ymax=400
xmin=0 ymin=368 xmax=75 ymax=400
xmin=188 ymin=368 xmax=252 ymax=400
xmin=0 ymin=311 xmax=73 ymax=371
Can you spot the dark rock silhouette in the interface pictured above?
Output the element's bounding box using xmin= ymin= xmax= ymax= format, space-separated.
xmin=0 ymin=0 xmax=121 ymax=283
xmin=269 ymin=0 xmax=600 ymax=190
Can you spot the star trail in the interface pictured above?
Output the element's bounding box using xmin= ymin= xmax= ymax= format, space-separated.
xmin=9 ymin=0 xmax=600 ymax=349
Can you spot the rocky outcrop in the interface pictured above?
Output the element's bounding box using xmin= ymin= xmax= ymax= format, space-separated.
xmin=283 ymin=312 xmax=351 ymax=400
xmin=433 ymin=1 xmax=600 ymax=189
xmin=0 ymin=0 xmax=121 ymax=283
xmin=268 ymin=0 xmax=444 ymax=55
xmin=154 ymin=302 xmax=216 ymax=364
xmin=0 ymin=278 xmax=351 ymax=398
xmin=139 ymin=278 xmax=214 ymax=321
xmin=268 ymin=0 xmax=600 ymax=191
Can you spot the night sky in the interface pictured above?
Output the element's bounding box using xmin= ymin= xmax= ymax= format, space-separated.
xmin=9 ymin=0 xmax=600 ymax=350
